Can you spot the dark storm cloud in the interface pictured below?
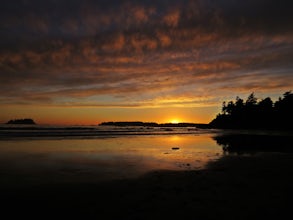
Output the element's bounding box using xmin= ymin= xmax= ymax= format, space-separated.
xmin=0 ymin=0 xmax=292 ymax=106
xmin=1 ymin=0 xmax=292 ymax=46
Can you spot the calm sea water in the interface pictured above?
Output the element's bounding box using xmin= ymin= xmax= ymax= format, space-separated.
xmin=0 ymin=125 xmax=223 ymax=186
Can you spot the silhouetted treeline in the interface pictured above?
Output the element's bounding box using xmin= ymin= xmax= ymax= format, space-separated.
xmin=6 ymin=118 xmax=36 ymax=125
xmin=209 ymin=91 xmax=293 ymax=129
xmin=99 ymin=121 xmax=204 ymax=128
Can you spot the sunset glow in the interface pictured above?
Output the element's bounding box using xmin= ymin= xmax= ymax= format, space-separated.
xmin=170 ymin=119 xmax=180 ymax=124
xmin=0 ymin=0 xmax=292 ymax=125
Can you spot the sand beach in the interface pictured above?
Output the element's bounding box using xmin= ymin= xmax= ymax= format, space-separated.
xmin=1 ymin=151 xmax=293 ymax=219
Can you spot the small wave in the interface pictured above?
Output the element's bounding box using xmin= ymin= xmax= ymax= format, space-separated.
xmin=0 ymin=125 xmax=210 ymax=140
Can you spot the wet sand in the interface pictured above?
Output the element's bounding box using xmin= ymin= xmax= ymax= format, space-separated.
xmin=1 ymin=152 xmax=293 ymax=220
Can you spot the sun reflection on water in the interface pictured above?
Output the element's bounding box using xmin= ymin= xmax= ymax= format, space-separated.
xmin=0 ymin=134 xmax=223 ymax=184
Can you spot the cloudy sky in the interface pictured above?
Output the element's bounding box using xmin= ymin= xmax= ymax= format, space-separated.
xmin=1 ymin=0 xmax=292 ymax=125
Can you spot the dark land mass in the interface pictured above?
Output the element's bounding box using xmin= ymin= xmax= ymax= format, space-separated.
xmin=99 ymin=121 xmax=210 ymax=128
xmin=1 ymin=133 xmax=293 ymax=219
xmin=209 ymin=91 xmax=293 ymax=130
xmin=6 ymin=118 xmax=36 ymax=125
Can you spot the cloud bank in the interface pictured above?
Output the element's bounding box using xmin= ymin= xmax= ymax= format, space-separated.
xmin=0 ymin=0 xmax=292 ymax=108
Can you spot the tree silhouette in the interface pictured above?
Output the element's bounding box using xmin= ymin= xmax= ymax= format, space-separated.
xmin=209 ymin=91 xmax=293 ymax=130
xmin=245 ymin=92 xmax=257 ymax=107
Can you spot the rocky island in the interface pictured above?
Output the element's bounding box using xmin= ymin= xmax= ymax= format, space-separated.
xmin=6 ymin=118 xmax=36 ymax=125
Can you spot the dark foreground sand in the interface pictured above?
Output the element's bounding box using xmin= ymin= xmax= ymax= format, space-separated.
xmin=1 ymin=152 xmax=293 ymax=220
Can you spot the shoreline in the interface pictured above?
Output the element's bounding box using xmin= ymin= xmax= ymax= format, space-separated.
xmin=1 ymin=151 xmax=293 ymax=219
xmin=0 ymin=125 xmax=217 ymax=140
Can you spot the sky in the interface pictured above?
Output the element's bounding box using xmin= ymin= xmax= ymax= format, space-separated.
xmin=0 ymin=0 xmax=292 ymax=125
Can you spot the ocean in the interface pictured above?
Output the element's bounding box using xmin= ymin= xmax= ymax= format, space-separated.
xmin=0 ymin=125 xmax=223 ymax=187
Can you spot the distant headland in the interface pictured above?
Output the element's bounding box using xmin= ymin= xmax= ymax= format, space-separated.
xmin=6 ymin=119 xmax=36 ymax=125
xmin=99 ymin=121 xmax=210 ymax=128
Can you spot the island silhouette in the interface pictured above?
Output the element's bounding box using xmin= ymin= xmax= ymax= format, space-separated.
xmin=6 ymin=118 xmax=36 ymax=125
xmin=99 ymin=121 xmax=210 ymax=128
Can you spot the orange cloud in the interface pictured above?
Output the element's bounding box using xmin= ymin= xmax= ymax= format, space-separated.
xmin=0 ymin=1 xmax=292 ymax=110
xmin=102 ymin=33 xmax=125 ymax=52
xmin=156 ymin=31 xmax=172 ymax=48
xmin=163 ymin=9 xmax=181 ymax=27
xmin=50 ymin=44 xmax=72 ymax=66
xmin=130 ymin=5 xmax=155 ymax=24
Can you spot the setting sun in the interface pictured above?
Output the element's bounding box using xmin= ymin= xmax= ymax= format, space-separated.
xmin=170 ymin=119 xmax=180 ymax=124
